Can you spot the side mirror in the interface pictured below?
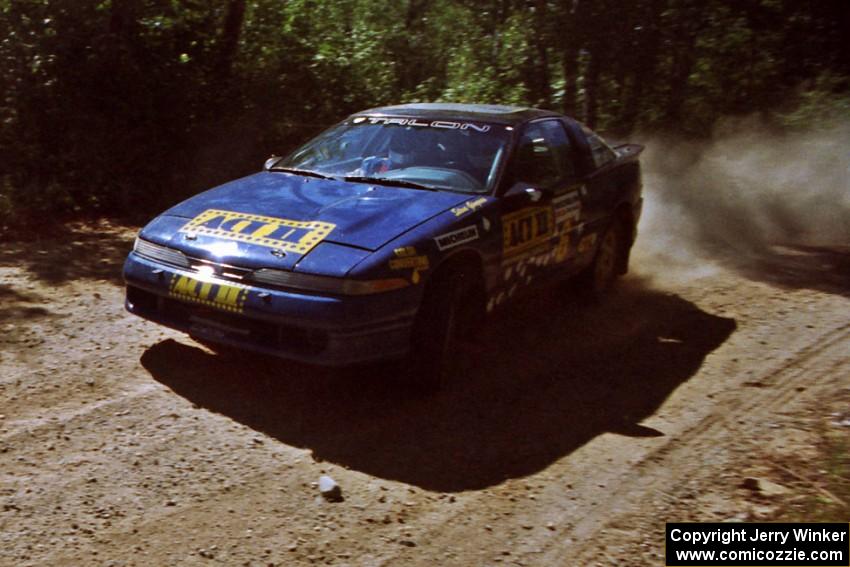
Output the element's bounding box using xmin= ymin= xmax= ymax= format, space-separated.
xmin=525 ymin=187 xmax=543 ymax=202
xmin=264 ymin=155 xmax=281 ymax=171
xmin=504 ymin=181 xmax=548 ymax=203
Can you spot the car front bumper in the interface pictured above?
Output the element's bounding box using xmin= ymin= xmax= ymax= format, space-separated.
xmin=123 ymin=252 xmax=421 ymax=366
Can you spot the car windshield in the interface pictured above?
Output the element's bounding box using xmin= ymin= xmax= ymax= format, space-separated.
xmin=276 ymin=116 xmax=512 ymax=193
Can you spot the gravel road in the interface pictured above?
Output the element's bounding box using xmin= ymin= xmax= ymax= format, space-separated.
xmin=1 ymin=215 xmax=848 ymax=566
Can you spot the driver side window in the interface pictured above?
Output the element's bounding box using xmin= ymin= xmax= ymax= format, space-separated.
xmin=513 ymin=120 xmax=574 ymax=188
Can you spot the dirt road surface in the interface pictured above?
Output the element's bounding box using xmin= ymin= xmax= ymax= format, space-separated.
xmin=1 ymin=214 xmax=848 ymax=566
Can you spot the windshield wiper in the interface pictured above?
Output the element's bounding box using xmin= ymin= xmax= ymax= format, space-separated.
xmin=343 ymin=176 xmax=436 ymax=191
xmin=269 ymin=166 xmax=336 ymax=180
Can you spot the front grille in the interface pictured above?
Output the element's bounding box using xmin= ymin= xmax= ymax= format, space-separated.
xmin=126 ymin=285 xmax=327 ymax=355
xmin=135 ymin=238 xmax=254 ymax=284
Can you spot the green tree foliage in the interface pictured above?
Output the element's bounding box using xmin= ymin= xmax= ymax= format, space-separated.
xmin=0 ymin=0 xmax=846 ymax=225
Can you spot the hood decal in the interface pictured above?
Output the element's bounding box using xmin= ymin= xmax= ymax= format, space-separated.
xmin=179 ymin=209 xmax=336 ymax=255
xmin=163 ymin=172 xmax=472 ymax=251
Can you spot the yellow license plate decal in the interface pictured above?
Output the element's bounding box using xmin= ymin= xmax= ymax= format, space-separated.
xmin=169 ymin=274 xmax=248 ymax=313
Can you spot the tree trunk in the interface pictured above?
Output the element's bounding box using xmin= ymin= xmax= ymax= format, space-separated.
xmin=562 ymin=41 xmax=579 ymax=117
xmin=622 ymin=0 xmax=663 ymax=133
xmin=561 ymin=0 xmax=587 ymax=118
xmin=214 ymin=0 xmax=247 ymax=82
xmin=397 ymin=0 xmax=431 ymax=93
xmin=530 ymin=0 xmax=552 ymax=107
xmin=665 ymin=1 xmax=706 ymax=126
xmin=109 ymin=0 xmax=132 ymax=36
xmin=533 ymin=41 xmax=552 ymax=107
xmin=585 ymin=49 xmax=600 ymax=127
xmin=666 ymin=32 xmax=697 ymax=125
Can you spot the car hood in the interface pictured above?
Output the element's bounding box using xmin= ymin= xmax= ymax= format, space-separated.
xmin=144 ymin=171 xmax=471 ymax=271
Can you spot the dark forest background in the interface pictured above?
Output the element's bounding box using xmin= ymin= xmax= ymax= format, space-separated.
xmin=1 ymin=0 xmax=848 ymax=228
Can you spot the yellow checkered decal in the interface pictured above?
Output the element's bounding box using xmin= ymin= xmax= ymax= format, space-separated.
xmin=180 ymin=209 xmax=336 ymax=255
xmin=502 ymin=206 xmax=554 ymax=257
xmin=389 ymin=255 xmax=429 ymax=270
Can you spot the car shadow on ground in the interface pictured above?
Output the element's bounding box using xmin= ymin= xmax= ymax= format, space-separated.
xmin=141 ymin=277 xmax=736 ymax=492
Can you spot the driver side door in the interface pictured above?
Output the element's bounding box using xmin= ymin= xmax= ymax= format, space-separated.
xmin=498 ymin=119 xmax=581 ymax=295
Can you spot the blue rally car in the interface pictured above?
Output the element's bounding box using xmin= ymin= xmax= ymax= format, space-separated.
xmin=124 ymin=103 xmax=643 ymax=387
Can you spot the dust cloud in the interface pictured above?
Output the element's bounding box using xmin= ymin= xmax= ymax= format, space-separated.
xmin=632 ymin=119 xmax=850 ymax=282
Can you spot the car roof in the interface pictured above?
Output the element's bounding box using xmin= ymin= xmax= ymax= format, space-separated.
xmin=355 ymin=103 xmax=563 ymax=125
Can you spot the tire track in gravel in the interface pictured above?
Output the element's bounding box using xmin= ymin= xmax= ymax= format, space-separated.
xmin=399 ymin=319 xmax=850 ymax=567
xmin=542 ymin=322 xmax=850 ymax=564
xmin=0 ymin=383 xmax=162 ymax=442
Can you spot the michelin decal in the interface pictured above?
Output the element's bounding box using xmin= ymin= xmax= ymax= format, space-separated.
xmin=435 ymin=225 xmax=479 ymax=251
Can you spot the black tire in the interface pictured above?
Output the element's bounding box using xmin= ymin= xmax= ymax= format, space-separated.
xmin=581 ymin=219 xmax=626 ymax=299
xmin=408 ymin=267 xmax=473 ymax=393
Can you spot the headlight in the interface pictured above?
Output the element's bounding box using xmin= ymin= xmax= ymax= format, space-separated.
xmin=250 ymin=268 xmax=409 ymax=295
xmin=133 ymin=237 xmax=191 ymax=268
